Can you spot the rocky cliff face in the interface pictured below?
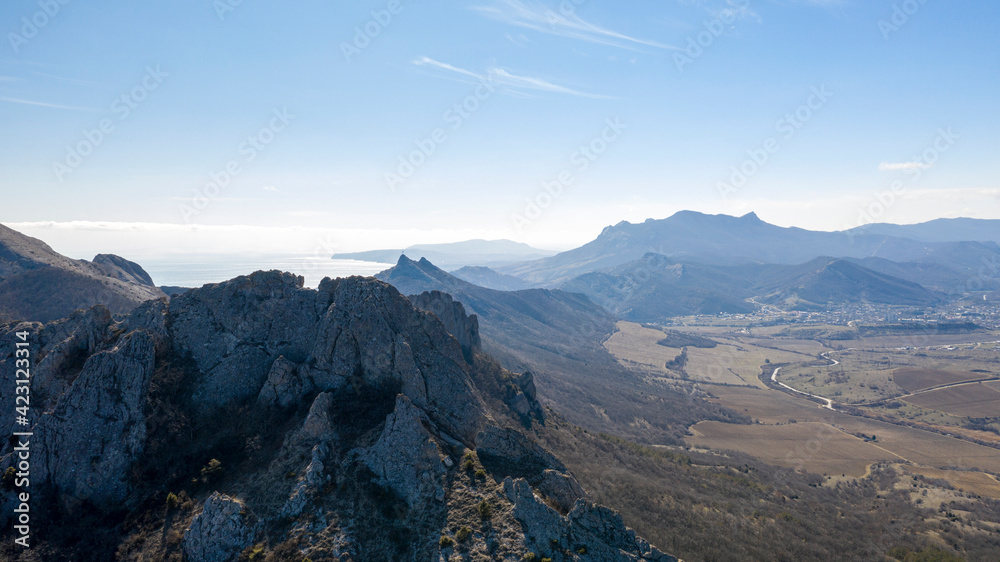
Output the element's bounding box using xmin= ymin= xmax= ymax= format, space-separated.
xmin=0 ymin=271 xmax=675 ymax=561
xmin=410 ymin=289 xmax=481 ymax=362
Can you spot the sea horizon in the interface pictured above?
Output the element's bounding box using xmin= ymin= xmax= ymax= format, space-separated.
xmin=135 ymin=255 xmax=394 ymax=289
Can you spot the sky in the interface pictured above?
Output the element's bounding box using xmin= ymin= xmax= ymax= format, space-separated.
xmin=2 ymin=0 xmax=999 ymax=259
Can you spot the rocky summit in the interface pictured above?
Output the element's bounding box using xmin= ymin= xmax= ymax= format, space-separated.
xmin=0 ymin=271 xmax=675 ymax=561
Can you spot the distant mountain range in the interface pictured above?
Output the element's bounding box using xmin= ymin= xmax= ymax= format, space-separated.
xmin=333 ymin=239 xmax=556 ymax=269
xmin=495 ymin=211 xmax=1000 ymax=290
xmin=560 ymin=253 xmax=942 ymax=321
xmin=845 ymin=217 xmax=1000 ymax=243
xmin=0 ymin=223 xmax=165 ymax=322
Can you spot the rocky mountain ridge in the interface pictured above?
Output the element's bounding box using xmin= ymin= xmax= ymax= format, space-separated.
xmin=0 ymin=271 xmax=675 ymax=561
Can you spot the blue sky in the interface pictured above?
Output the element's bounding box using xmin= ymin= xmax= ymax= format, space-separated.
xmin=2 ymin=0 xmax=998 ymax=258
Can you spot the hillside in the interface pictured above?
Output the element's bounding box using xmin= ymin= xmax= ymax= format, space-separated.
xmin=560 ymin=253 xmax=756 ymax=321
xmin=0 ymin=223 xmax=165 ymax=322
xmin=560 ymin=253 xmax=940 ymax=321
xmin=0 ymin=272 xmax=675 ymax=561
xmin=451 ymin=265 xmax=530 ymax=291
xmin=754 ymin=257 xmax=942 ymax=310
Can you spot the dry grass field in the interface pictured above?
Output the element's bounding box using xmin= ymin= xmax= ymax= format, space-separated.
xmin=686 ymin=421 xmax=895 ymax=476
xmin=894 ymin=367 xmax=991 ymax=393
xmin=900 ymin=465 xmax=1000 ymax=500
xmin=603 ymin=321 xmax=683 ymax=369
xmin=604 ymin=321 xmax=807 ymax=387
xmin=904 ymin=383 xmax=1000 ymax=417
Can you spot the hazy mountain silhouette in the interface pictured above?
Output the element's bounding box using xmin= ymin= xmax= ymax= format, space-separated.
xmin=497 ymin=211 xmax=1000 ymax=287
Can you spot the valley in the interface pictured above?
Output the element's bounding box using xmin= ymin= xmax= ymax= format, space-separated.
xmin=602 ymin=319 xmax=1000 ymax=496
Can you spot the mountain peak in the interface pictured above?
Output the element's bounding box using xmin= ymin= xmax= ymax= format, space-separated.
xmin=740 ymin=211 xmax=761 ymax=221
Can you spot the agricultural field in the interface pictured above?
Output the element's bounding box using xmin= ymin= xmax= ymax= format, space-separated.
xmin=904 ymin=383 xmax=1000 ymax=417
xmin=687 ymin=421 xmax=894 ymax=477
xmin=777 ymin=344 xmax=1000 ymax=406
xmin=610 ymin=320 xmax=1000 ymax=483
xmin=894 ymin=367 xmax=991 ymax=393
xmin=692 ymin=383 xmax=1000 ymax=472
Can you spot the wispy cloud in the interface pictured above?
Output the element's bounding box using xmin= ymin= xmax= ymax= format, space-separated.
xmin=413 ymin=56 xmax=613 ymax=99
xmin=263 ymin=185 xmax=281 ymax=192
xmin=33 ymin=72 xmax=105 ymax=87
xmin=472 ymin=0 xmax=678 ymax=51
xmin=878 ymin=161 xmax=932 ymax=172
xmin=1 ymin=96 xmax=98 ymax=111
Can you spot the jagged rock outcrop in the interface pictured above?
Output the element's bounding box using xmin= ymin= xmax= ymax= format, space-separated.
xmin=30 ymin=329 xmax=156 ymax=508
xmin=476 ymin=424 xmax=566 ymax=476
xmin=0 ymin=270 xmax=677 ymax=561
xmin=503 ymin=477 xmax=678 ymax=561
xmin=409 ymin=289 xmax=481 ymax=362
xmin=183 ymin=492 xmax=258 ymax=562
xmin=360 ymin=394 xmax=448 ymax=507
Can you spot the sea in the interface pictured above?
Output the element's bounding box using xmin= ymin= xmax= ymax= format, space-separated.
xmin=138 ymin=255 xmax=394 ymax=289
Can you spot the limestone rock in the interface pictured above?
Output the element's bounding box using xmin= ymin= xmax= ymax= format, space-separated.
xmin=476 ymin=425 xmax=565 ymax=477
xmin=29 ymin=330 xmax=155 ymax=508
xmin=503 ymin=477 xmax=678 ymax=561
xmin=567 ymin=501 xmax=678 ymax=561
xmin=409 ymin=290 xmax=481 ymax=362
xmin=183 ymin=492 xmax=258 ymax=562
xmin=257 ymin=355 xmax=315 ymax=408
xmin=502 ymin=476 xmax=569 ymax=546
xmin=538 ymin=469 xmax=586 ymax=513
xmin=362 ymin=394 xmax=447 ymax=507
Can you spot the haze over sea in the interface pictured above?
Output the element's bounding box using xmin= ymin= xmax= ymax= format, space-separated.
xmin=139 ymin=255 xmax=391 ymax=289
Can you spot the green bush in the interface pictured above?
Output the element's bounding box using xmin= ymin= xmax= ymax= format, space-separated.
xmin=165 ymin=492 xmax=179 ymax=510
xmin=475 ymin=468 xmax=487 ymax=479
xmin=439 ymin=536 xmax=455 ymax=548
xmin=2 ymin=467 xmax=17 ymax=491
xmin=456 ymin=526 xmax=472 ymax=542
xmin=478 ymin=499 xmax=493 ymax=520
xmin=201 ymin=458 xmax=223 ymax=482
xmin=522 ymin=554 xmax=538 ymax=562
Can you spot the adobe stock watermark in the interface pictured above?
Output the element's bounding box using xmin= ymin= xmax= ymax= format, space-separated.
xmin=384 ymin=70 xmax=498 ymax=192
xmin=547 ymin=0 xmax=587 ymax=23
xmin=341 ymin=0 xmax=410 ymax=63
xmin=878 ymin=0 xmax=930 ymax=41
xmin=846 ymin=127 xmax=958 ymax=239
xmin=7 ymin=0 xmax=71 ymax=54
xmin=178 ymin=107 xmax=294 ymax=222
xmin=673 ymin=0 xmax=750 ymax=72
xmin=512 ymin=117 xmax=627 ymax=232
xmin=717 ymin=85 xmax=833 ymax=201
xmin=213 ymin=0 xmax=248 ymax=21
xmin=51 ymin=65 xmax=168 ymax=181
